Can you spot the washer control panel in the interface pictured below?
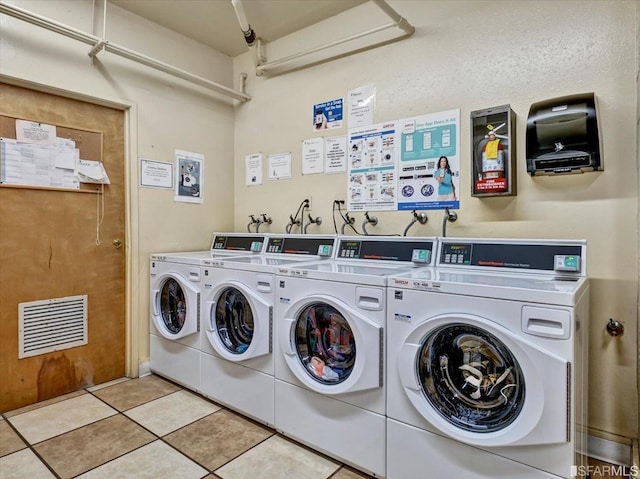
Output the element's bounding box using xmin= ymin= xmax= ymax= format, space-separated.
xmin=439 ymin=239 xmax=585 ymax=275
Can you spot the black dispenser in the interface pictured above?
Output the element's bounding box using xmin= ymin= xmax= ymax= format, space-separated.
xmin=526 ymin=93 xmax=602 ymax=176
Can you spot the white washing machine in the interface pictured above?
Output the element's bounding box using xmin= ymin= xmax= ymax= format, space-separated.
xmin=274 ymin=236 xmax=437 ymax=478
xmin=200 ymin=235 xmax=337 ymax=426
xmin=149 ymin=233 xmax=267 ymax=391
xmin=386 ymin=238 xmax=589 ymax=479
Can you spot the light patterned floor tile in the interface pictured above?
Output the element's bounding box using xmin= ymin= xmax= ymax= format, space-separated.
xmin=7 ymin=395 xmax=117 ymax=444
xmin=76 ymin=440 xmax=207 ymax=479
xmin=215 ymin=435 xmax=340 ymax=479
xmin=124 ymin=390 xmax=220 ymax=436
xmin=0 ymin=448 xmax=56 ymax=479
xmin=4 ymin=391 xmax=86 ymax=418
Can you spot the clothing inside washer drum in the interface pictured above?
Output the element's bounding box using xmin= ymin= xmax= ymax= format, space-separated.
xmin=295 ymin=302 xmax=356 ymax=385
xmin=417 ymin=323 xmax=526 ymax=433
xmin=160 ymin=278 xmax=187 ymax=334
xmin=215 ymin=287 xmax=254 ymax=354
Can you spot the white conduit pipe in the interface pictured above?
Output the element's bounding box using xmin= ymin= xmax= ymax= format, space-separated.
xmin=253 ymin=0 xmax=415 ymax=75
xmin=0 ymin=1 xmax=251 ymax=102
xmin=230 ymin=0 xmax=261 ymax=74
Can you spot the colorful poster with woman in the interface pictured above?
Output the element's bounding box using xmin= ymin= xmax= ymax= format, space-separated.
xmin=397 ymin=109 xmax=460 ymax=210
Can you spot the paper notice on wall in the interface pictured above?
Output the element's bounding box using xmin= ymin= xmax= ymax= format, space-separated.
xmin=348 ymin=84 xmax=375 ymax=128
xmin=324 ymin=136 xmax=347 ymax=174
xmin=140 ymin=159 xmax=173 ymax=188
xmin=15 ymin=120 xmax=56 ymax=146
xmin=245 ymin=153 xmax=263 ymax=186
xmin=75 ymin=159 xmax=110 ymax=184
xmin=268 ymin=152 xmax=292 ymax=180
xmin=302 ymin=138 xmax=324 ymax=175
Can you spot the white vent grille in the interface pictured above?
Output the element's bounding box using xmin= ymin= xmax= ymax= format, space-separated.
xmin=19 ymin=295 xmax=88 ymax=359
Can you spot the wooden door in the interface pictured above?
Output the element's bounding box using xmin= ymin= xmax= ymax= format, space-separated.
xmin=0 ymin=83 xmax=126 ymax=412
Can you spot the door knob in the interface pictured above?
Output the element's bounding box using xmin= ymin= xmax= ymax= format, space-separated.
xmin=113 ymin=239 xmax=123 ymax=249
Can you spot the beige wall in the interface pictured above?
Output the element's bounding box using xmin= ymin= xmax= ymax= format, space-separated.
xmin=1 ymin=0 xmax=235 ymax=375
xmin=233 ymin=1 xmax=639 ymax=440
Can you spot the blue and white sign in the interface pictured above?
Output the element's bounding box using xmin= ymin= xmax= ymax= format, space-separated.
xmin=313 ymin=98 xmax=343 ymax=132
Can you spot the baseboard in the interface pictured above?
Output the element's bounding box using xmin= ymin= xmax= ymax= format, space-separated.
xmin=138 ymin=360 xmax=151 ymax=377
xmin=588 ymin=435 xmax=633 ymax=467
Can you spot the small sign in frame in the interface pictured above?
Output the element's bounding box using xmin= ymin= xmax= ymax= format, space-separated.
xmin=470 ymin=105 xmax=516 ymax=197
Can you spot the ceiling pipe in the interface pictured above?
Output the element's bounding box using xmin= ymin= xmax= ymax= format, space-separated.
xmin=0 ymin=1 xmax=251 ymax=102
xmin=231 ymin=0 xmax=415 ymax=76
xmin=230 ymin=0 xmax=263 ymax=75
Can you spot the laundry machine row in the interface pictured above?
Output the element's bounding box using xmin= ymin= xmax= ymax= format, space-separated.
xmin=199 ymin=234 xmax=337 ymax=427
xmin=386 ymin=237 xmax=589 ymax=479
xmin=149 ymin=233 xmax=267 ymax=392
xmin=274 ymin=236 xmax=437 ymax=478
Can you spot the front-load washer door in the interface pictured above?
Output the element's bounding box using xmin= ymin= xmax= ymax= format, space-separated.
xmin=205 ymin=281 xmax=272 ymax=361
xmin=151 ymin=274 xmax=200 ymax=340
xmin=399 ymin=313 xmax=568 ymax=447
xmin=280 ymin=295 xmax=382 ymax=395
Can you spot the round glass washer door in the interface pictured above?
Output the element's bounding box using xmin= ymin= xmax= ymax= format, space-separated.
xmin=214 ymin=286 xmax=255 ymax=354
xmin=294 ymin=302 xmax=356 ymax=385
xmin=158 ymin=277 xmax=189 ymax=335
xmin=417 ymin=323 xmax=525 ymax=433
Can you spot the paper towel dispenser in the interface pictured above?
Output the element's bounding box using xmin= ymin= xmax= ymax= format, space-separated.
xmin=526 ymin=93 xmax=602 ymax=176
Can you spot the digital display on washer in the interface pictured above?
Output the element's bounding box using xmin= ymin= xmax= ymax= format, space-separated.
xmin=440 ymin=242 xmax=582 ymax=271
xmin=212 ymin=235 xmax=265 ymax=251
xmin=266 ymin=237 xmax=333 ymax=256
xmin=338 ymin=240 xmax=434 ymax=262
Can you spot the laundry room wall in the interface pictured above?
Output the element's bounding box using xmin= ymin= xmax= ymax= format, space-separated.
xmin=232 ymin=1 xmax=639 ymax=443
xmin=1 ymin=0 xmax=236 ymax=377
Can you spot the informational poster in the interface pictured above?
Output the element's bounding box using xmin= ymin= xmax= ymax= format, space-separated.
xmin=245 ymin=153 xmax=263 ymax=186
xmin=324 ymin=136 xmax=347 ymax=174
xmin=313 ymin=98 xmax=343 ymax=132
xmin=268 ymin=152 xmax=292 ymax=180
xmin=140 ymin=159 xmax=173 ymax=188
xmin=302 ymin=138 xmax=324 ymax=175
xmin=348 ymin=84 xmax=375 ymax=128
xmin=0 ymin=137 xmax=79 ymax=189
xmin=174 ymin=149 xmax=203 ymax=203
xmin=397 ymin=109 xmax=460 ymax=210
xmin=347 ymin=121 xmax=398 ymax=211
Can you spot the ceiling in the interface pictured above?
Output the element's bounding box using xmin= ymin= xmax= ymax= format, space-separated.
xmin=109 ymin=0 xmax=368 ymax=58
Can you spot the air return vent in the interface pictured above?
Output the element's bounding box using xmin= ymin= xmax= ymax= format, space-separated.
xmin=19 ymin=295 xmax=88 ymax=359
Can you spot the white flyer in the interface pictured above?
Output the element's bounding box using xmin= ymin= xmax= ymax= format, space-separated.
xmin=245 ymin=153 xmax=263 ymax=186
xmin=348 ymin=84 xmax=375 ymax=128
xmin=302 ymin=138 xmax=324 ymax=175
xmin=268 ymin=152 xmax=292 ymax=180
xmin=324 ymin=136 xmax=347 ymax=174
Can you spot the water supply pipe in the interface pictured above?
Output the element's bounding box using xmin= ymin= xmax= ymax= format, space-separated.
xmin=403 ymin=210 xmax=428 ymax=236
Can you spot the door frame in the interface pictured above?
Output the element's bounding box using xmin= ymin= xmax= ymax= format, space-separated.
xmin=1 ymin=73 xmax=140 ymax=379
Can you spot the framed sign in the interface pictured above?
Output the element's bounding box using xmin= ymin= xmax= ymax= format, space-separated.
xmin=471 ymin=105 xmax=516 ymax=197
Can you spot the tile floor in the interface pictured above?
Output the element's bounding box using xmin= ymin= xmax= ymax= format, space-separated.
xmin=0 ymin=374 xmax=631 ymax=479
xmin=0 ymin=375 xmax=369 ymax=479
